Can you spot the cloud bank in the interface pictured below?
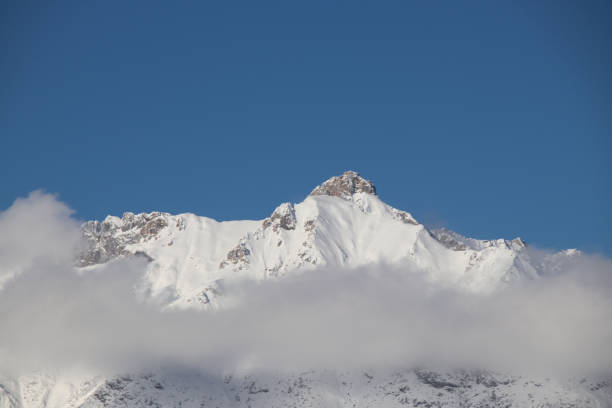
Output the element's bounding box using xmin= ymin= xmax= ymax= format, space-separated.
xmin=0 ymin=192 xmax=611 ymax=378
xmin=0 ymin=191 xmax=81 ymax=288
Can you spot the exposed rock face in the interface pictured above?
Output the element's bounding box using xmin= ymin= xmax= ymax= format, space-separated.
xmin=309 ymin=170 xmax=376 ymax=199
xmin=430 ymin=228 xmax=469 ymax=251
xmin=219 ymin=241 xmax=251 ymax=269
xmin=430 ymin=228 xmax=526 ymax=252
xmin=508 ymin=237 xmax=527 ymax=251
xmin=140 ymin=217 xmax=168 ymax=238
xmin=220 ymin=203 xmax=298 ymax=271
xmin=262 ymin=203 xmax=296 ymax=232
xmin=303 ymin=219 xmax=315 ymax=232
xmin=391 ymin=208 xmax=419 ymax=225
xmin=79 ymin=212 xmax=168 ymax=266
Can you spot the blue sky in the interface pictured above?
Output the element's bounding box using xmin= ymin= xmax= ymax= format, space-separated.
xmin=1 ymin=1 xmax=610 ymax=254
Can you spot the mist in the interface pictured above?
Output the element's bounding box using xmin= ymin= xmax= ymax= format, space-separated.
xmin=0 ymin=192 xmax=611 ymax=379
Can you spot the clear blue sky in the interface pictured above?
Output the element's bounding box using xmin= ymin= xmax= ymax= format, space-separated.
xmin=2 ymin=1 xmax=610 ymax=254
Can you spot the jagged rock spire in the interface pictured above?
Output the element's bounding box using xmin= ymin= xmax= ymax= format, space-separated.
xmin=309 ymin=171 xmax=376 ymax=200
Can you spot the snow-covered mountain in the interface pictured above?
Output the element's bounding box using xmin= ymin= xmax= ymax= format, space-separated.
xmin=78 ymin=171 xmax=572 ymax=309
xmin=4 ymin=368 xmax=611 ymax=408
xmin=1 ymin=171 xmax=608 ymax=408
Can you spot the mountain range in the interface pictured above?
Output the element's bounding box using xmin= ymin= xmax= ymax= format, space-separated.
xmin=78 ymin=171 xmax=577 ymax=309
xmin=1 ymin=171 xmax=609 ymax=408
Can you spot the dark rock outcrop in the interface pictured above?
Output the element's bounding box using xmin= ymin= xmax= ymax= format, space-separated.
xmin=310 ymin=171 xmax=376 ymax=199
xmin=79 ymin=212 xmax=169 ymax=266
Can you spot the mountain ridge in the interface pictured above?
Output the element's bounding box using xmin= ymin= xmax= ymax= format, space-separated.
xmin=78 ymin=171 xmax=573 ymax=309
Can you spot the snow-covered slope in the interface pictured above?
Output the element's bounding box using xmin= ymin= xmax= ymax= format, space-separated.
xmin=79 ymin=211 xmax=260 ymax=305
xmin=78 ymin=171 xmax=571 ymax=309
xmin=4 ymin=368 xmax=611 ymax=408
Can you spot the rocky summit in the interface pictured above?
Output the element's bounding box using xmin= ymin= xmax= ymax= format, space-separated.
xmin=309 ymin=170 xmax=377 ymax=199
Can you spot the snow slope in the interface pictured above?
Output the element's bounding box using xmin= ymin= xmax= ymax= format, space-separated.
xmin=4 ymin=368 xmax=612 ymax=408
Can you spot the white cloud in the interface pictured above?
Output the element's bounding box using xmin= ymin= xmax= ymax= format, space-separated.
xmin=0 ymin=191 xmax=81 ymax=288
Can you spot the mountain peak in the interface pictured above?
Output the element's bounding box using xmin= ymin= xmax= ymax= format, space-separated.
xmin=309 ymin=171 xmax=377 ymax=199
